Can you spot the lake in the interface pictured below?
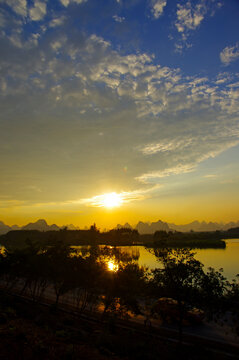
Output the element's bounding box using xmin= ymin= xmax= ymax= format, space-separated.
xmin=1 ymin=239 xmax=238 ymax=280
xmin=113 ymin=239 xmax=239 ymax=280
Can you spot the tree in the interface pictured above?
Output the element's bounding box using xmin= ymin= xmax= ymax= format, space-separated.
xmin=224 ymin=275 xmax=239 ymax=336
xmin=44 ymin=241 xmax=75 ymax=307
xmin=100 ymin=263 xmax=147 ymax=319
xmin=151 ymin=248 xmax=204 ymax=343
xmin=199 ymin=267 xmax=228 ymax=321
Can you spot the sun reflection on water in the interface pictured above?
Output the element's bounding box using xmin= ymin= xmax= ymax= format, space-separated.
xmin=107 ymin=260 xmax=119 ymax=272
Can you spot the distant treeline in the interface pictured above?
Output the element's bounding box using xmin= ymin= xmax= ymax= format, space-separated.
xmin=0 ymin=224 xmax=236 ymax=249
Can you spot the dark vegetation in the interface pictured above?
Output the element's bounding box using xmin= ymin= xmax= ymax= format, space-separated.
xmin=2 ymin=291 xmax=237 ymax=360
xmin=0 ymin=224 xmax=233 ymax=250
xmin=0 ymin=239 xmax=239 ymax=350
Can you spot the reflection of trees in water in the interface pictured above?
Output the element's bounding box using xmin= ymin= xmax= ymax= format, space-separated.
xmin=1 ymin=242 xmax=239 ymax=339
xmin=72 ymin=245 xmax=140 ymax=269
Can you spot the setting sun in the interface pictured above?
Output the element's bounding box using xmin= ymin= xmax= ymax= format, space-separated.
xmin=101 ymin=192 xmax=122 ymax=209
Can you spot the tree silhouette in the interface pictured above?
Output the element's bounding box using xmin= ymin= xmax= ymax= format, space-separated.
xmin=151 ymin=248 xmax=204 ymax=343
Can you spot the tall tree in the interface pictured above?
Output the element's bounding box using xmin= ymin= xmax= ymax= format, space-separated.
xmin=151 ymin=248 xmax=204 ymax=343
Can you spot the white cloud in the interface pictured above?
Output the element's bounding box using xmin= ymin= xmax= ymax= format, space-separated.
xmin=49 ymin=16 xmax=66 ymax=28
xmin=136 ymin=164 xmax=196 ymax=183
xmin=113 ymin=15 xmax=125 ymax=23
xmin=174 ymin=0 xmax=222 ymax=49
xmin=175 ymin=1 xmax=206 ymax=35
xmin=215 ymin=72 xmax=232 ymax=85
xmin=59 ymin=0 xmax=87 ymax=7
xmin=140 ymin=139 xmax=193 ymax=155
xmin=203 ymin=174 xmax=217 ymax=178
xmin=150 ymin=0 xmax=167 ymax=19
xmin=227 ymin=82 xmax=239 ymax=88
xmin=29 ymin=0 xmax=47 ymax=21
xmin=1 ymin=24 xmax=239 ymax=201
xmin=3 ymin=0 xmax=27 ymax=17
xmin=220 ymin=43 xmax=239 ymax=66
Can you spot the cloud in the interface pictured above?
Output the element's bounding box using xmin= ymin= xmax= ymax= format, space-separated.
xmin=175 ymin=1 xmax=206 ymax=35
xmin=113 ymin=15 xmax=125 ymax=23
xmin=137 ymin=134 xmax=239 ymax=184
xmin=0 ymin=12 xmax=239 ymax=204
xmin=80 ymin=185 xmax=161 ymax=207
xmin=29 ymin=0 xmax=47 ymax=21
xmin=174 ymin=0 xmax=223 ymax=49
xmin=140 ymin=139 xmax=193 ymax=155
xmin=2 ymin=0 xmax=27 ymax=17
xmin=203 ymin=174 xmax=217 ymax=178
xmin=49 ymin=16 xmax=66 ymax=28
xmin=150 ymin=0 xmax=167 ymax=19
xmin=0 ymin=199 xmax=27 ymax=209
xmin=215 ymin=72 xmax=233 ymax=85
xmin=136 ymin=164 xmax=196 ymax=183
xmin=227 ymin=81 xmax=239 ymax=88
xmin=59 ymin=0 xmax=87 ymax=7
xmin=220 ymin=43 xmax=239 ymax=66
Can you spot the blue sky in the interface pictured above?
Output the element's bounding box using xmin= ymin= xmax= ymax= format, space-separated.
xmin=0 ymin=0 xmax=239 ymax=226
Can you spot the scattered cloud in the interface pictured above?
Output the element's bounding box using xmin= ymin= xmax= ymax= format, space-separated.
xmin=140 ymin=139 xmax=193 ymax=155
xmin=29 ymin=0 xmax=47 ymax=21
xmin=0 ymin=5 xmax=239 ymax=205
xmin=203 ymin=174 xmax=217 ymax=178
xmin=0 ymin=199 xmax=27 ymax=209
xmin=2 ymin=0 xmax=47 ymax=22
xmin=150 ymin=0 xmax=167 ymax=19
xmin=113 ymin=15 xmax=125 ymax=23
xmin=175 ymin=1 xmax=206 ymax=35
xmin=174 ymin=0 xmax=223 ymax=50
xmin=80 ymin=185 xmax=161 ymax=207
xmin=136 ymin=164 xmax=196 ymax=183
xmin=220 ymin=43 xmax=239 ymax=66
xmin=59 ymin=0 xmax=87 ymax=7
xmin=49 ymin=16 xmax=67 ymax=28
xmin=227 ymin=82 xmax=239 ymax=88
xmin=2 ymin=0 xmax=27 ymax=17
xmin=215 ymin=72 xmax=233 ymax=85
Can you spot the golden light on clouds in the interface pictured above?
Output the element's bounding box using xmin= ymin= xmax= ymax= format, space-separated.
xmin=101 ymin=192 xmax=123 ymax=208
xmin=80 ymin=185 xmax=161 ymax=209
xmin=82 ymin=192 xmax=124 ymax=208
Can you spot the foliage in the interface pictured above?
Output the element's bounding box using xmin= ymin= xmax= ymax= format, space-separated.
xmin=150 ymin=248 xmax=205 ymax=342
xmin=0 ymin=239 xmax=238 ymax=341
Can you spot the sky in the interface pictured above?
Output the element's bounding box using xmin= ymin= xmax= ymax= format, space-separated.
xmin=0 ymin=0 xmax=239 ymax=228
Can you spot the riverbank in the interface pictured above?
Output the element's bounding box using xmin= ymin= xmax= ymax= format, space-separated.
xmin=0 ymin=290 xmax=238 ymax=360
xmin=0 ymin=229 xmax=227 ymax=250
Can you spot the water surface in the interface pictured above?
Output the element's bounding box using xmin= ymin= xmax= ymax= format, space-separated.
xmin=115 ymin=239 xmax=239 ymax=280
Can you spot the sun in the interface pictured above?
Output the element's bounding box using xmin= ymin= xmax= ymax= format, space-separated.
xmin=101 ymin=192 xmax=122 ymax=209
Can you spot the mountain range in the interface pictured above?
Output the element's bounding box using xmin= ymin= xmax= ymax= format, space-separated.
xmin=0 ymin=218 xmax=239 ymax=236
xmin=0 ymin=219 xmax=79 ymax=235
xmin=117 ymin=219 xmax=239 ymax=234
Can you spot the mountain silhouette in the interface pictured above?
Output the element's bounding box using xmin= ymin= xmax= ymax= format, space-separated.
xmin=22 ymin=219 xmax=60 ymax=231
xmin=116 ymin=223 xmax=132 ymax=230
xmin=1 ymin=218 xmax=239 ymax=235
xmin=0 ymin=221 xmax=11 ymax=236
xmin=135 ymin=220 xmax=170 ymax=234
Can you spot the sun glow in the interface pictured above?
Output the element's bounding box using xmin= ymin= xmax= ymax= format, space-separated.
xmin=107 ymin=260 xmax=119 ymax=272
xmin=101 ymin=192 xmax=122 ymax=209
